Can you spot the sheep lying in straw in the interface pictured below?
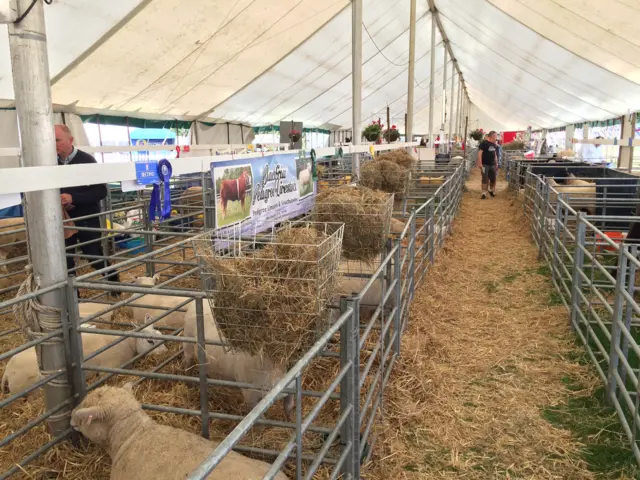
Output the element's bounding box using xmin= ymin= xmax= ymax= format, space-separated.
xmin=1 ymin=325 xmax=166 ymax=395
xmin=182 ymin=301 xmax=296 ymax=420
xmin=70 ymin=384 xmax=289 ymax=480
xmin=547 ymin=174 xmax=596 ymax=215
xmin=129 ymin=275 xmax=192 ymax=329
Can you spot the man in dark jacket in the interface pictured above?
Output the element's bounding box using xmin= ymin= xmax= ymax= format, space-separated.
xmin=55 ymin=125 xmax=121 ymax=288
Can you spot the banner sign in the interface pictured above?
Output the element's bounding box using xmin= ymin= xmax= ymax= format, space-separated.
xmin=211 ymin=153 xmax=315 ymax=244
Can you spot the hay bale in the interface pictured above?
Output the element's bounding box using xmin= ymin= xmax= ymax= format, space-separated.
xmin=503 ymin=140 xmax=526 ymax=151
xmin=376 ymin=148 xmax=416 ymax=170
xmin=313 ymin=185 xmax=392 ymax=262
xmin=360 ymin=160 xmax=409 ymax=196
xmin=200 ymin=225 xmax=341 ymax=366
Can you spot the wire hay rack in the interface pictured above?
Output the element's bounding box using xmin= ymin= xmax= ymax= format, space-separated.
xmin=193 ymin=219 xmax=344 ymax=367
xmin=312 ymin=186 xmax=393 ymax=263
xmin=359 ymin=157 xmax=411 ymax=197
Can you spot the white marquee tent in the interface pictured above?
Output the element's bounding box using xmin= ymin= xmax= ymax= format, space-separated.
xmin=1 ymin=0 xmax=640 ymax=134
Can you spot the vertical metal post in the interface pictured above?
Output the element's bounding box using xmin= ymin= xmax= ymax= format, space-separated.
xmin=608 ymin=246 xmax=628 ymax=403
xmin=455 ymin=78 xmax=461 ymax=139
xmin=428 ymin=201 xmax=435 ymax=264
xmin=409 ymin=210 xmax=417 ymax=301
xmin=195 ymin=297 xmax=210 ymax=439
xmin=440 ymin=47 xmax=447 ymax=154
xmin=8 ymin=0 xmax=72 ymax=436
xmin=406 ymin=0 xmax=416 ymax=143
xmin=339 ymin=296 xmax=360 ymax=479
xmin=551 ymin=194 xmax=563 ymax=288
xmin=448 ymin=71 xmax=455 ymax=153
xmin=620 ymin=245 xmax=637 ymax=389
xmin=570 ymin=214 xmax=586 ymax=331
xmin=564 ymin=124 xmax=575 ymax=151
xmin=538 ymin=182 xmax=550 ymax=260
xmin=393 ymin=240 xmax=403 ymax=344
xmin=618 ymin=112 xmax=636 ymax=172
xmin=386 ymin=106 xmax=391 ymax=144
xmin=295 ymin=373 xmax=303 ymax=479
xmin=351 ymin=0 xmax=363 ymax=177
xmin=428 ymin=12 xmax=436 ymax=148
xmin=142 ymin=199 xmax=154 ymax=277
xmin=64 ymin=277 xmax=86 ymax=398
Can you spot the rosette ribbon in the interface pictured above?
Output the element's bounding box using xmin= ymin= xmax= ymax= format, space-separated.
xmin=149 ymin=159 xmax=173 ymax=222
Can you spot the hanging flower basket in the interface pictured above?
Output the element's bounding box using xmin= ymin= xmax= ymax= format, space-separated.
xmin=362 ymin=121 xmax=383 ymax=143
xmin=383 ymin=125 xmax=400 ymax=142
xmin=289 ymin=130 xmax=301 ymax=143
xmin=470 ymin=128 xmax=484 ymax=142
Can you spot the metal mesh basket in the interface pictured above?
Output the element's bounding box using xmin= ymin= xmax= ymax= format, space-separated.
xmin=192 ymin=219 xmax=344 ymax=366
xmin=312 ymin=188 xmax=393 ymax=262
xmin=359 ymin=157 xmax=411 ymax=196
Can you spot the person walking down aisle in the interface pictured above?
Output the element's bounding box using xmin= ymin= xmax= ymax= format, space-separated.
xmin=477 ymin=131 xmax=499 ymax=199
xmin=55 ymin=124 xmax=122 ymax=294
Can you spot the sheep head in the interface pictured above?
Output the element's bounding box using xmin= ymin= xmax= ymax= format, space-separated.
xmin=71 ymin=384 xmax=139 ymax=445
xmin=135 ymin=324 xmax=168 ymax=356
xmin=134 ymin=274 xmax=160 ymax=287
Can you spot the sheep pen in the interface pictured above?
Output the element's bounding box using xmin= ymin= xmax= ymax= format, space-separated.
xmin=313 ymin=185 xmax=393 ymax=262
xmin=0 ymin=240 xmax=356 ymax=479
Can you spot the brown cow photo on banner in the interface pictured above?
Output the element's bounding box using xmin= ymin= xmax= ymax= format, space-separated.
xmin=214 ymin=165 xmax=253 ymax=227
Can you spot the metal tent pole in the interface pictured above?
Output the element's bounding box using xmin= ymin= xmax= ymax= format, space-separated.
xmin=406 ymin=0 xmax=416 ymax=144
xmin=386 ymin=106 xmax=391 ymax=143
xmin=351 ymin=0 xmax=363 ymax=177
xmin=440 ymin=47 xmax=448 ymax=153
xmin=455 ymin=78 xmax=462 ymax=139
xmin=448 ymin=71 xmax=456 ymax=152
xmin=8 ymin=0 xmax=72 ymax=435
xmin=428 ymin=12 xmax=436 ymax=148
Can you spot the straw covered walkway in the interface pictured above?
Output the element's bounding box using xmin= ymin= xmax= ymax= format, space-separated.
xmin=364 ymin=169 xmax=621 ymax=479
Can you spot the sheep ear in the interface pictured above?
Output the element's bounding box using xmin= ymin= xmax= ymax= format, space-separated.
xmin=122 ymin=382 xmax=134 ymax=394
xmin=152 ymin=274 xmax=160 ymax=284
xmin=74 ymin=406 xmax=104 ymax=425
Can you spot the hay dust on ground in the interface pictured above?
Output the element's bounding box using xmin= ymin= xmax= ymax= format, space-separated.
xmin=363 ymin=169 xmax=602 ymax=479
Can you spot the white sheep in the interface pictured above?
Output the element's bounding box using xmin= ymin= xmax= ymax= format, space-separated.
xmin=547 ymin=175 xmax=596 ymax=215
xmin=1 ymin=325 xmax=166 ymax=395
xmin=182 ymin=302 xmax=295 ymax=420
xmin=0 ymin=252 xmax=12 ymax=291
xmin=70 ymin=384 xmax=289 ymax=480
xmin=133 ymin=274 xmax=161 ymax=287
xmin=78 ymin=302 xmax=116 ymax=322
xmin=298 ymin=162 xmax=312 ymax=189
xmin=129 ymin=275 xmax=191 ymax=329
xmin=335 ymin=275 xmax=396 ymax=312
xmin=390 ymin=218 xmax=406 ymax=235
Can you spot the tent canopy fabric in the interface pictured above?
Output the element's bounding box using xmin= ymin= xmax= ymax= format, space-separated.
xmin=1 ymin=0 xmax=639 ymax=132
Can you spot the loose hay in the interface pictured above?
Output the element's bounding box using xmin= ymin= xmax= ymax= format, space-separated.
xmin=194 ymin=224 xmax=342 ymax=367
xmin=313 ymin=185 xmax=392 ymax=262
xmin=359 ymin=160 xmax=409 ymax=196
xmin=375 ymin=148 xmax=416 ymax=170
xmin=502 ymin=140 xmax=526 ymax=151
xmin=363 ymin=170 xmax=608 ymax=479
